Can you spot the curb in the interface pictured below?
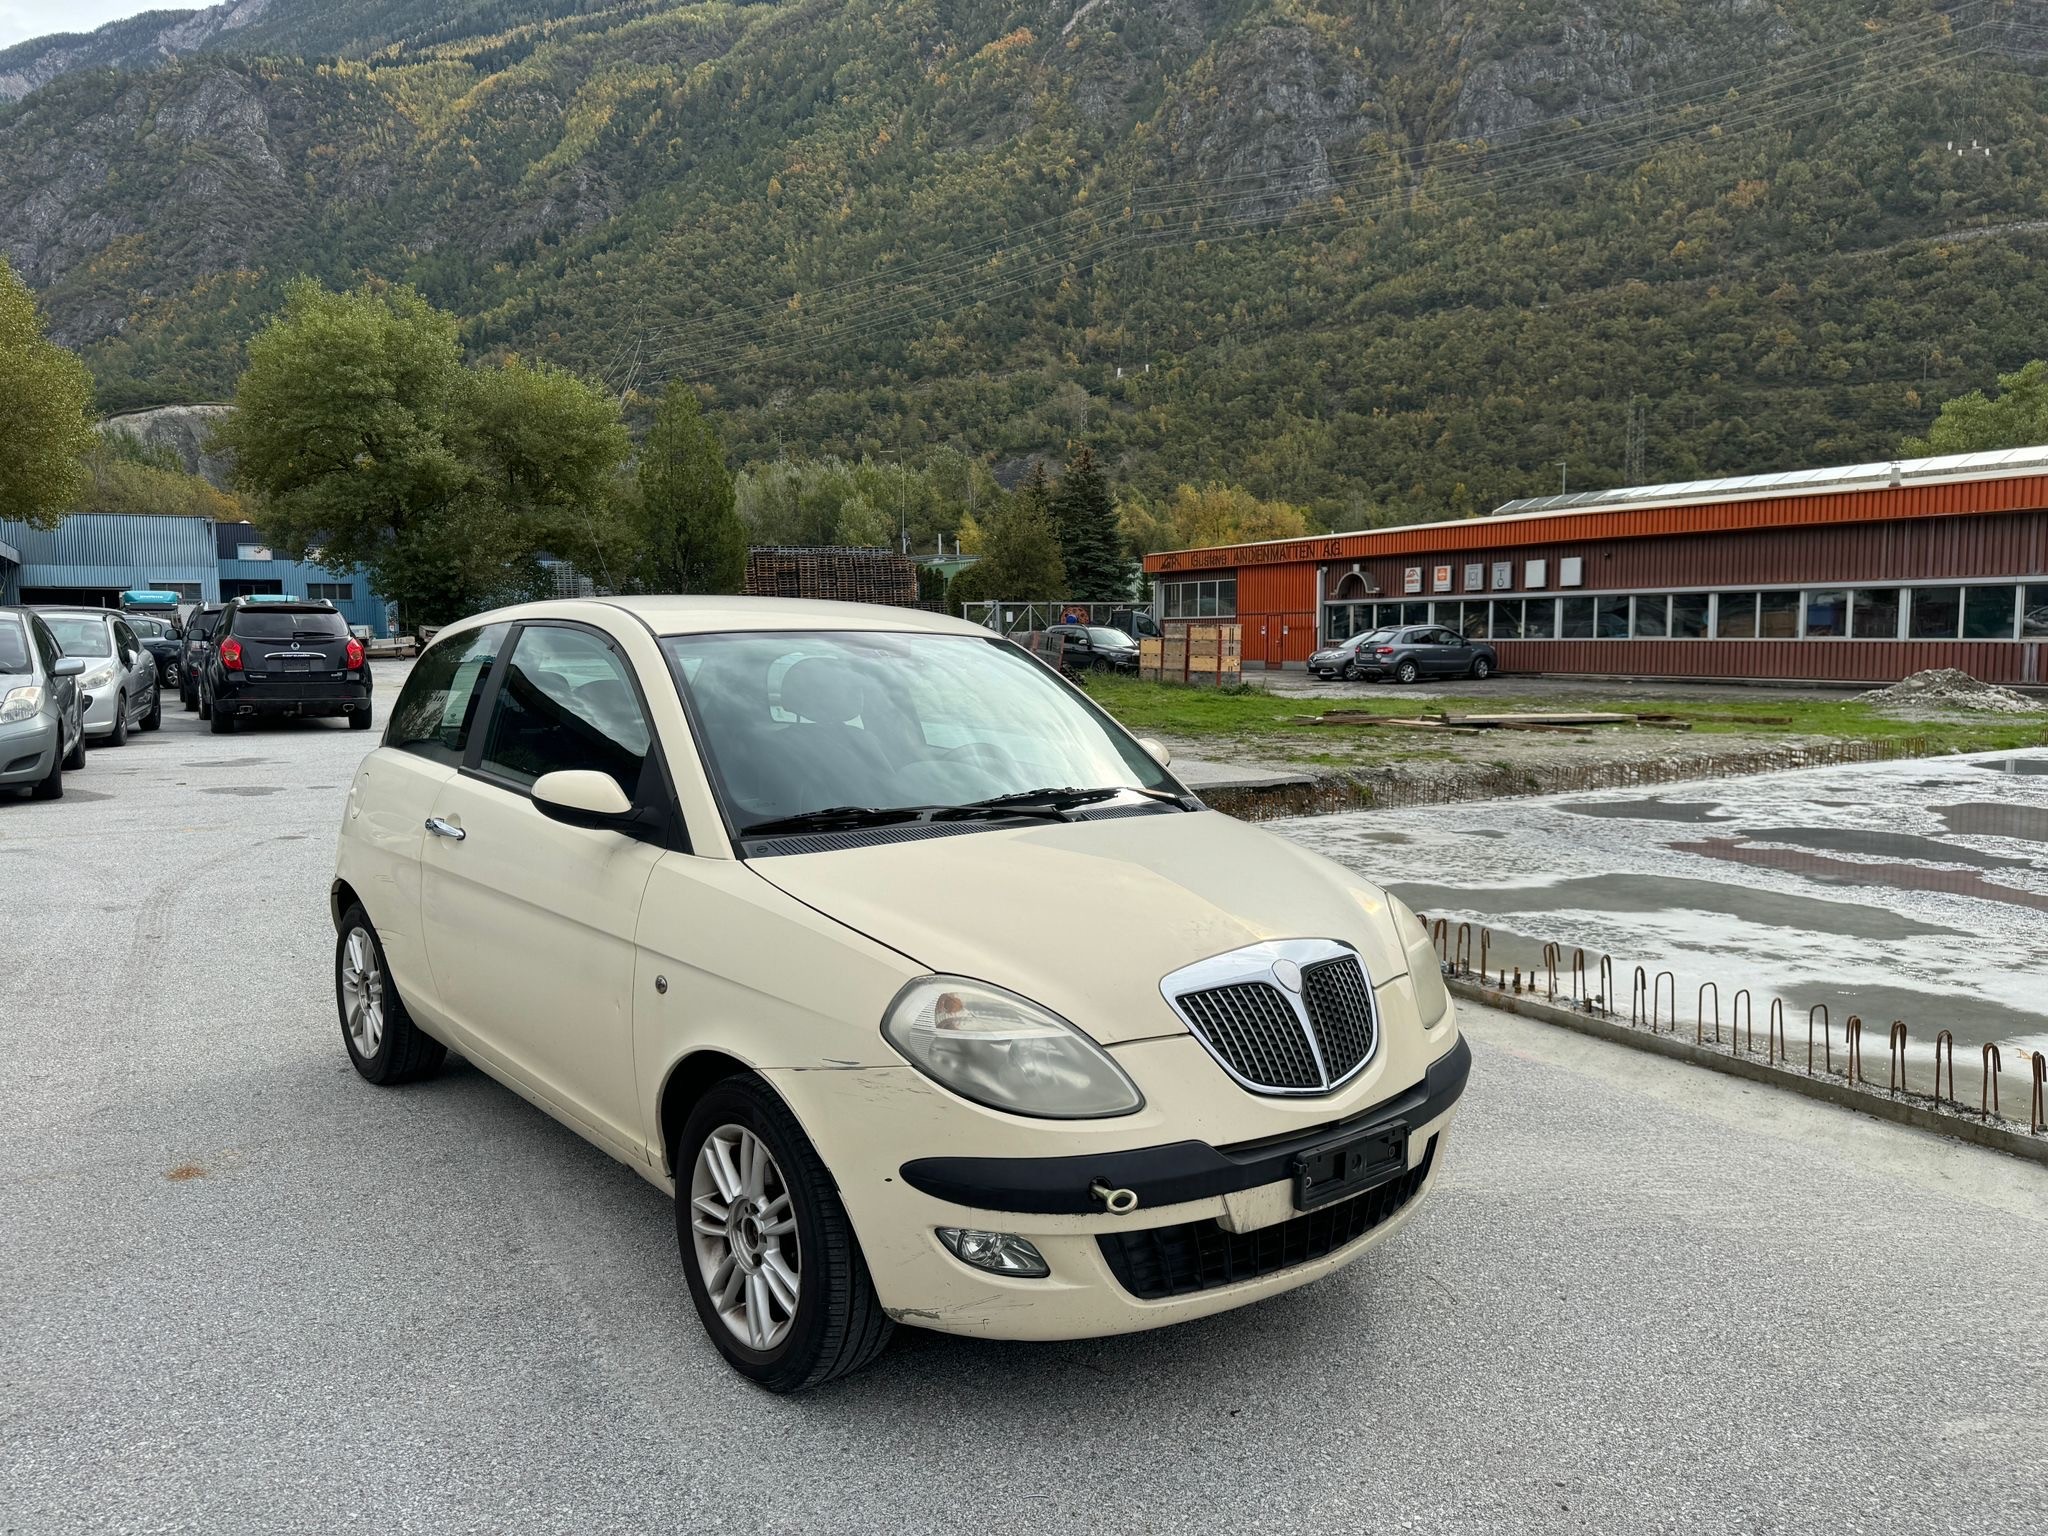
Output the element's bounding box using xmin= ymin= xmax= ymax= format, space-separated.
xmin=1449 ymin=977 xmax=2048 ymax=1166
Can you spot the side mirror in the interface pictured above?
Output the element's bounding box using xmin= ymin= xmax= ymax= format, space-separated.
xmin=532 ymin=769 xmax=634 ymax=828
xmin=51 ymin=656 xmax=85 ymax=679
xmin=1137 ymin=736 xmax=1171 ymax=768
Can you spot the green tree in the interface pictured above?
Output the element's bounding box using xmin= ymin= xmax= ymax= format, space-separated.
xmin=218 ymin=280 xmax=627 ymax=625
xmin=1049 ymin=446 xmax=1135 ymax=601
xmin=0 ymin=257 xmax=95 ymax=531
xmin=947 ymin=490 xmax=1066 ymax=611
xmin=1902 ymin=360 xmax=2048 ymax=456
xmin=633 ymin=381 xmax=745 ymax=593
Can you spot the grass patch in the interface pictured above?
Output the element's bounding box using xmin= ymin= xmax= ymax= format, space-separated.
xmin=1081 ymin=676 xmax=2048 ymax=755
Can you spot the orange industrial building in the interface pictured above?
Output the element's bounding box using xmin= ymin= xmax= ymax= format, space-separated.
xmin=1141 ymin=449 xmax=2048 ymax=685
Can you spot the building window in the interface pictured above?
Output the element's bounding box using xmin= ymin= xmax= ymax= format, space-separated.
xmin=2025 ymin=584 xmax=2048 ymax=639
xmin=236 ymin=544 xmax=273 ymax=561
xmin=1671 ymin=593 xmax=1710 ymax=639
xmin=1595 ymin=595 xmax=1630 ymax=638
xmin=1490 ymin=599 xmax=1522 ymax=640
xmin=1907 ymin=587 xmax=1961 ymax=640
xmin=308 ymin=582 xmax=353 ymax=602
xmin=1804 ymin=590 xmax=1848 ymax=638
xmin=1323 ymin=603 xmax=1372 ymax=643
xmin=1716 ymin=593 xmax=1759 ymax=639
xmin=1851 ymin=588 xmax=1900 ymax=640
xmin=1523 ymin=598 xmax=1557 ymax=639
xmin=1559 ymin=597 xmax=1595 ymax=638
xmin=149 ymin=581 xmax=204 ymax=601
xmin=1632 ymin=595 xmax=1669 ymax=638
xmin=1963 ymin=585 xmax=2016 ymax=639
xmin=1759 ymin=592 xmax=1800 ymax=638
xmin=1162 ymin=579 xmax=1236 ymax=620
xmin=1460 ymin=602 xmax=1489 ymax=640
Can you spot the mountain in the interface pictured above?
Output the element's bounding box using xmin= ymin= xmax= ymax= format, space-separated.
xmin=2 ymin=0 xmax=2046 ymax=523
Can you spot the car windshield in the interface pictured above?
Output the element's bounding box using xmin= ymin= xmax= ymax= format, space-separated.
xmin=43 ymin=614 xmax=113 ymax=657
xmin=661 ymin=630 xmax=1171 ymax=828
xmin=1084 ymin=626 xmax=1133 ymax=647
xmin=0 ymin=618 xmax=29 ymax=674
xmin=233 ymin=609 xmax=347 ymax=641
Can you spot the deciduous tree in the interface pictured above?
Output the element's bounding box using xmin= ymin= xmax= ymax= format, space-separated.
xmin=633 ymin=382 xmax=745 ymax=594
xmin=1902 ymin=359 xmax=2048 ymax=456
xmin=0 ymin=257 xmax=94 ymax=531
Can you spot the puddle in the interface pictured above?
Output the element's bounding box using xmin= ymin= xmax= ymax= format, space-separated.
xmin=1279 ymin=748 xmax=2048 ymax=1055
xmin=1559 ymin=798 xmax=1730 ymax=824
xmin=1974 ymin=755 xmax=2048 ymax=775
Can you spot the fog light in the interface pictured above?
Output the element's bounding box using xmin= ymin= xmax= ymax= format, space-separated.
xmin=936 ymin=1228 xmax=1050 ymax=1278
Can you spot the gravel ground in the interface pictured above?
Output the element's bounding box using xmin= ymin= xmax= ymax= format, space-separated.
xmin=4 ymin=685 xmax=2046 ymax=1535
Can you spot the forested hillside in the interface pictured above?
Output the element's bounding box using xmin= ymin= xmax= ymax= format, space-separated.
xmin=3 ymin=0 xmax=2047 ymax=524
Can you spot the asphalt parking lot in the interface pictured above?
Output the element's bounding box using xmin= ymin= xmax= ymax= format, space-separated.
xmin=4 ymin=681 xmax=2046 ymax=1535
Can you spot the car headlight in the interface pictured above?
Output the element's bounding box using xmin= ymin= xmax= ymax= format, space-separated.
xmin=0 ymin=685 xmax=44 ymax=724
xmin=80 ymin=663 xmax=119 ymax=690
xmin=1388 ymin=897 xmax=1453 ymax=1025
xmin=882 ymin=977 xmax=1143 ymax=1118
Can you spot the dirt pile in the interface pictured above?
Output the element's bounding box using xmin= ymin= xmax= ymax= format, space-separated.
xmin=1859 ymin=668 xmax=2045 ymax=716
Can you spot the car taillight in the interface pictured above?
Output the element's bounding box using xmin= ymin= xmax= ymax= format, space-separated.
xmin=220 ymin=637 xmax=242 ymax=671
xmin=344 ymin=638 xmax=364 ymax=669
xmin=1376 ymin=646 xmax=1395 ymax=655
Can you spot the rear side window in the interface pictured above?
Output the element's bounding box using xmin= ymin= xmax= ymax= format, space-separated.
xmin=0 ymin=618 xmax=28 ymax=674
xmin=387 ymin=624 xmax=510 ymax=766
xmin=232 ymin=609 xmax=348 ymax=641
xmin=191 ymin=612 xmax=220 ymax=640
xmin=479 ymin=625 xmax=651 ymax=796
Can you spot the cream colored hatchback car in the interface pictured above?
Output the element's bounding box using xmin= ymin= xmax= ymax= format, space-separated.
xmin=333 ymin=597 xmax=1469 ymax=1390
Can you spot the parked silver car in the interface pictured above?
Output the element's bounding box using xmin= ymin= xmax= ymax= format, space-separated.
xmin=36 ymin=608 xmax=161 ymax=745
xmin=0 ymin=607 xmax=87 ymax=799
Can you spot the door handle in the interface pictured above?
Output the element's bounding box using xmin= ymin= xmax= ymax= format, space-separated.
xmin=425 ymin=816 xmax=466 ymax=841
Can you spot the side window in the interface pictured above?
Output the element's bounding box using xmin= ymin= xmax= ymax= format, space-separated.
xmin=114 ymin=619 xmax=139 ymax=664
xmin=479 ymin=625 xmax=651 ymax=797
xmin=29 ymin=615 xmax=61 ymax=672
xmin=387 ymin=623 xmax=510 ymax=766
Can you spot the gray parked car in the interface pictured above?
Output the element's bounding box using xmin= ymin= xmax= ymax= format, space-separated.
xmin=1350 ymin=625 xmax=1498 ymax=685
xmin=1308 ymin=628 xmax=1394 ymax=681
xmin=35 ymin=608 xmax=161 ymax=745
xmin=0 ymin=607 xmax=88 ymax=799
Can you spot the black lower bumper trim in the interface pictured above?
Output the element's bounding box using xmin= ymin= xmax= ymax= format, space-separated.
xmin=898 ymin=1033 xmax=1470 ymax=1216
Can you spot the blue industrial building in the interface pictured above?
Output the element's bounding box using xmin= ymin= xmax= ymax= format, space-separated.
xmin=0 ymin=513 xmax=393 ymax=636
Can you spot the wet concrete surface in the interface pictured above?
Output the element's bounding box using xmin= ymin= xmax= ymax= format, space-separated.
xmin=1278 ymin=750 xmax=2048 ymax=1057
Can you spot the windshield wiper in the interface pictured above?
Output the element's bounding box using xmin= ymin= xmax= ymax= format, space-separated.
xmin=739 ymin=805 xmax=929 ymax=837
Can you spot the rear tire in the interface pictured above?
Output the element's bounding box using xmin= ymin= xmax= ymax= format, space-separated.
xmin=142 ymin=684 xmax=162 ymax=731
xmin=210 ymin=707 xmax=235 ymax=734
xmin=63 ymin=714 xmax=86 ymax=770
xmin=675 ymin=1076 xmax=893 ymax=1393
xmin=30 ymin=739 xmax=63 ymax=800
xmin=1395 ymin=659 xmax=1420 ymax=685
xmin=349 ymin=707 xmax=372 ymax=731
xmin=335 ymin=905 xmax=446 ymax=1085
xmin=107 ymin=696 xmax=128 ymax=747
xmin=1471 ymin=656 xmax=1493 ymax=680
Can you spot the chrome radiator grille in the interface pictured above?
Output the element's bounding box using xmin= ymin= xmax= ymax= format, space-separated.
xmin=1162 ymin=941 xmax=1381 ymax=1096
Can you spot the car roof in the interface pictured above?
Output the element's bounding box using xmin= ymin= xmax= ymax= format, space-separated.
xmin=32 ymin=606 xmax=117 ymax=621
xmin=442 ymin=595 xmax=994 ymax=641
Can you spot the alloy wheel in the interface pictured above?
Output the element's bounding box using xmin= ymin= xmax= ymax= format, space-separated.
xmin=339 ymin=927 xmax=386 ymax=1059
xmin=690 ymin=1124 xmax=802 ymax=1351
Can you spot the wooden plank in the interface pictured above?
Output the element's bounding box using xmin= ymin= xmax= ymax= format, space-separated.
xmin=1443 ymin=711 xmax=1636 ymax=727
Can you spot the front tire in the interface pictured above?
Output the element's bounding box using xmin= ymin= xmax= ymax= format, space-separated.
xmin=335 ymin=905 xmax=446 ymax=1085
xmin=30 ymin=738 xmax=63 ymax=800
xmin=676 ymin=1076 xmax=892 ymax=1393
xmin=63 ymin=713 xmax=86 ymax=770
xmin=1394 ymin=659 xmax=1420 ymax=685
xmin=107 ymin=695 xmax=129 ymax=747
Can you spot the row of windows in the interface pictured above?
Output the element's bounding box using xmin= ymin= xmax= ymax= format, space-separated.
xmin=1326 ymin=584 xmax=2048 ymax=643
xmin=1161 ymin=578 xmax=1238 ymax=619
xmin=308 ymin=581 xmax=354 ymax=602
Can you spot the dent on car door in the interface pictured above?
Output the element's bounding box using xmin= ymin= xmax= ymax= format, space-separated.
xmin=419 ymin=622 xmax=665 ymax=1158
xmin=347 ymin=622 xmax=512 ymax=1021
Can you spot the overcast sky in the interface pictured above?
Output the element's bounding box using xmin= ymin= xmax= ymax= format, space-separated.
xmin=0 ymin=1 xmax=169 ymax=49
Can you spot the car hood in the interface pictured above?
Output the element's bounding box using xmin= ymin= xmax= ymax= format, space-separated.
xmin=746 ymin=809 xmax=1411 ymax=1043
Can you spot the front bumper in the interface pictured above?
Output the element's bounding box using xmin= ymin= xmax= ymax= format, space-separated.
xmin=79 ymin=684 xmax=123 ymax=736
xmin=770 ymin=1030 xmax=1470 ymax=1340
xmin=0 ymin=716 xmax=59 ymax=785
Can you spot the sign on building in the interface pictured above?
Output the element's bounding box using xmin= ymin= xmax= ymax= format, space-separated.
xmin=1492 ymin=561 xmax=1513 ymax=590
xmin=1559 ymin=556 xmax=1584 ymax=588
xmin=1525 ymin=559 xmax=1548 ymax=588
xmin=1404 ymin=567 xmax=1423 ymax=594
xmin=1464 ymin=562 xmax=1485 ymax=591
xmin=1433 ymin=564 xmax=1453 ymax=593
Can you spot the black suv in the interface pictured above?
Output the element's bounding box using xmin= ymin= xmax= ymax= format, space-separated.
xmin=179 ymin=603 xmax=223 ymax=710
xmin=199 ymin=599 xmax=372 ymax=733
xmin=124 ymin=612 xmax=184 ymax=691
xmin=1047 ymin=623 xmax=1141 ymax=674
